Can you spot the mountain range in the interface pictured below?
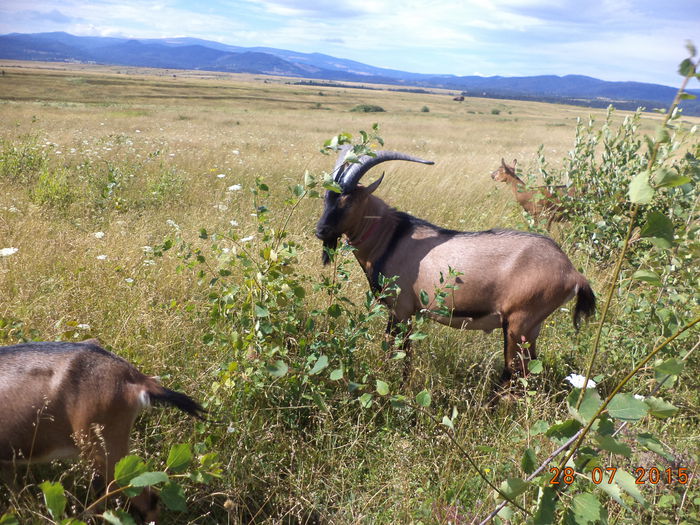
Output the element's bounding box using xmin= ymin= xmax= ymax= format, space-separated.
xmin=1 ymin=31 xmax=699 ymax=115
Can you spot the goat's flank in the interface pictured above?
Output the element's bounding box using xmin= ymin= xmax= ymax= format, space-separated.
xmin=316 ymin=147 xmax=595 ymax=385
xmin=0 ymin=339 xmax=205 ymax=522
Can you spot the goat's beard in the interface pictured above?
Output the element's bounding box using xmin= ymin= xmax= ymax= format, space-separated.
xmin=321 ymin=237 xmax=339 ymax=265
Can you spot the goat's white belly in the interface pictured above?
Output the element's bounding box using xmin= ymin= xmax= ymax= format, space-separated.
xmin=427 ymin=312 xmax=503 ymax=333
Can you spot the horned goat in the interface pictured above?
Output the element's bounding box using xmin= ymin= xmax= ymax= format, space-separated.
xmin=491 ymin=158 xmax=574 ymax=230
xmin=316 ymin=146 xmax=595 ymax=386
xmin=0 ymin=339 xmax=205 ymax=522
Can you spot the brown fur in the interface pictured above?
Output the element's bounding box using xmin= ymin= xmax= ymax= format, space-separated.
xmin=317 ymin=175 xmax=595 ymax=387
xmin=0 ymin=339 xmax=204 ymax=522
xmin=491 ymin=158 xmax=574 ymax=230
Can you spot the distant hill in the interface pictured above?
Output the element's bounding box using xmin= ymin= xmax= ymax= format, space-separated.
xmin=1 ymin=31 xmax=698 ymax=115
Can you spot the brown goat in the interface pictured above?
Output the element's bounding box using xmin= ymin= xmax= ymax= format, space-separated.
xmin=316 ymin=147 xmax=595 ymax=386
xmin=0 ymin=339 xmax=205 ymax=522
xmin=491 ymin=158 xmax=574 ymax=230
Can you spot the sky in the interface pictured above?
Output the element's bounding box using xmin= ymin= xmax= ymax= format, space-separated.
xmin=1 ymin=0 xmax=699 ymax=88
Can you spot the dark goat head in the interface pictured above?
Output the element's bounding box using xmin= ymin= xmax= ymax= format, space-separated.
xmin=315 ymin=146 xmax=434 ymax=264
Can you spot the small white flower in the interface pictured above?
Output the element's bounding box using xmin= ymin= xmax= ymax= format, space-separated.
xmin=143 ymin=259 xmax=156 ymax=266
xmin=215 ymin=204 xmax=228 ymax=211
xmin=633 ymin=394 xmax=645 ymax=400
xmin=227 ymin=184 xmax=242 ymax=191
xmin=165 ymin=219 xmax=180 ymax=231
xmin=0 ymin=247 xmax=19 ymax=257
xmin=125 ymin=278 xmax=134 ymax=284
xmin=135 ymin=129 xmax=141 ymax=133
xmin=96 ymin=254 xmax=107 ymax=260
xmin=142 ymin=245 xmax=154 ymax=253
xmin=240 ymin=235 xmax=254 ymax=243
xmin=221 ymin=247 xmax=230 ymax=254
xmin=93 ymin=232 xmax=105 ymax=239
xmin=8 ymin=206 xmax=19 ymax=213
xmin=77 ymin=323 xmax=91 ymax=330
xmin=229 ymin=220 xmax=238 ymax=227
xmin=565 ymin=373 xmax=597 ymax=389
xmin=232 ymin=149 xmax=240 ymax=155
xmin=217 ymin=173 xmax=226 ymax=178
xmin=169 ymin=153 xmax=175 ymax=157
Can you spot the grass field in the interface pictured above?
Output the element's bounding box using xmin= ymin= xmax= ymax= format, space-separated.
xmin=0 ymin=61 xmax=698 ymax=524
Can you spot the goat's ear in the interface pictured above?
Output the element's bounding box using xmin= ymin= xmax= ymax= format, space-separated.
xmin=365 ymin=172 xmax=384 ymax=195
xmin=512 ymin=159 xmax=518 ymax=169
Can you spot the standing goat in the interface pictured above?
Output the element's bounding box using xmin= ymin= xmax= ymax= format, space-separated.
xmin=315 ymin=146 xmax=595 ymax=386
xmin=0 ymin=339 xmax=205 ymax=522
xmin=491 ymin=158 xmax=574 ymax=230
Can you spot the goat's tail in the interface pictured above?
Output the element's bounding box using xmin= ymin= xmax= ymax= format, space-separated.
xmin=144 ymin=378 xmax=207 ymax=420
xmin=573 ymin=280 xmax=596 ymax=330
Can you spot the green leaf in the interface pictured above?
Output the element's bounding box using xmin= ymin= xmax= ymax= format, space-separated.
xmin=408 ymin=331 xmax=428 ymax=341
xmin=653 ymin=167 xmax=692 ymax=188
xmin=330 ymin=368 xmax=343 ymax=381
xmin=532 ymin=486 xmax=556 ymax=525
xmin=114 ymin=455 xmax=147 ymax=487
xmin=40 ymin=481 xmax=66 ymax=520
xmin=308 ymin=354 xmax=329 ymax=375
xmin=680 ymin=92 xmax=697 ymax=100
xmin=129 ymin=471 xmax=169 ymax=487
xmin=327 ymin=303 xmax=342 ymax=318
xmin=415 ymin=389 xmax=432 ymax=407
xmin=160 ymin=482 xmax=188 ymax=512
xmin=441 ymin=415 xmax=454 ymax=431
xmin=592 ymin=474 xmax=627 ymax=509
xmin=359 ymin=393 xmax=373 ymax=408
xmin=615 ymin=469 xmax=648 ymax=507
xmin=628 ymin=171 xmax=654 ymax=204
xmin=545 ymin=419 xmax=582 ymax=444
xmin=594 ymin=434 xmax=631 ymax=457
xmin=376 ymin=379 xmax=389 ymax=396
xmin=254 ymin=304 xmax=269 ymax=317
xmin=530 ymin=420 xmax=549 ymax=436
xmin=0 ymin=514 xmax=20 ymax=525
xmin=527 ymin=359 xmax=543 ymax=374
xmin=639 ymin=211 xmax=674 ymax=248
xmin=632 ymin=270 xmax=661 ymax=285
xmin=679 ymin=58 xmax=696 ymax=77
xmin=568 ymin=388 xmax=602 ymax=424
xmin=322 ymin=180 xmax=343 ymax=193
xmin=568 ymin=492 xmax=606 ymax=524
xmin=103 ymin=510 xmax=136 ymax=525
xmin=655 ymin=357 xmax=684 ymax=376
xmin=644 ymin=396 xmax=678 ymax=418
xmin=637 ymin=432 xmax=674 ymax=461
xmin=167 ymin=444 xmax=193 ymax=473
xmin=498 ymin=477 xmax=529 ymax=500
xmin=607 ymin=393 xmax=649 ymax=421
xmin=419 ymin=290 xmax=430 ymax=306
xmin=521 ymin=448 xmax=537 ymax=474
xmin=266 ymin=360 xmax=288 ymax=377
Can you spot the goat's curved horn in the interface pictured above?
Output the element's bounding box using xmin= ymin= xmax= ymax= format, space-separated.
xmin=339 ymin=150 xmax=434 ymax=191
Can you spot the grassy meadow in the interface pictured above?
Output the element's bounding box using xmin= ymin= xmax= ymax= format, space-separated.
xmin=0 ymin=61 xmax=698 ymax=524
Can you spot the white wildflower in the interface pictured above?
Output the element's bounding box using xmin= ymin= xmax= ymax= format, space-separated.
xmin=0 ymin=247 xmax=19 ymax=257
xmin=217 ymin=173 xmax=226 ymax=178
xmin=221 ymin=247 xmax=230 ymax=254
xmin=227 ymin=184 xmax=242 ymax=191
xmin=77 ymin=323 xmax=91 ymax=330
xmin=125 ymin=278 xmax=134 ymax=284
xmin=166 ymin=219 xmax=180 ymax=231
xmin=229 ymin=220 xmax=238 ymax=227
xmin=215 ymin=204 xmax=228 ymax=211
xmin=93 ymin=232 xmax=105 ymax=239
xmin=565 ymin=373 xmax=597 ymax=389
xmin=8 ymin=206 xmax=19 ymax=213
xmin=240 ymin=235 xmax=254 ymax=243
xmin=142 ymin=245 xmax=154 ymax=253
xmin=232 ymin=149 xmax=240 ymax=155
xmin=633 ymin=394 xmax=645 ymax=400
xmin=96 ymin=254 xmax=107 ymax=260
xmin=143 ymin=259 xmax=156 ymax=266
xmin=135 ymin=129 xmax=141 ymax=133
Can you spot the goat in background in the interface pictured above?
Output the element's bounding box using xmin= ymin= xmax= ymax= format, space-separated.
xmin=316 ymin=146 xmax=595 ymax=388
xmin=0 ymin=339 xmax=206 ymax=522
xmin=491 ymin=158 xmax=575 ymax=230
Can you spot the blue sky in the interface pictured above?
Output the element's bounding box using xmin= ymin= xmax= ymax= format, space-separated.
xmin=2 ymin=1 xmax=699 ymax=87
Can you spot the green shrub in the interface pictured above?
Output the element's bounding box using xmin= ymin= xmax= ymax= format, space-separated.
xmin=0 ymin=134 xmax=47 ymax=184
xmin=421 ymin=105 xmax=430 ymax=113
xmin=491 ymin=108 xmax=501 ymax=115
xmin=31 ymin=166 xmax=76 ymax=208
xmin=350 ymin=104 xmax=385 ymax=113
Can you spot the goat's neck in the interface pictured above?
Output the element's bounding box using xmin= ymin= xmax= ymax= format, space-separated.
xmin=346 ymin=196 xmax=397 ymax=268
